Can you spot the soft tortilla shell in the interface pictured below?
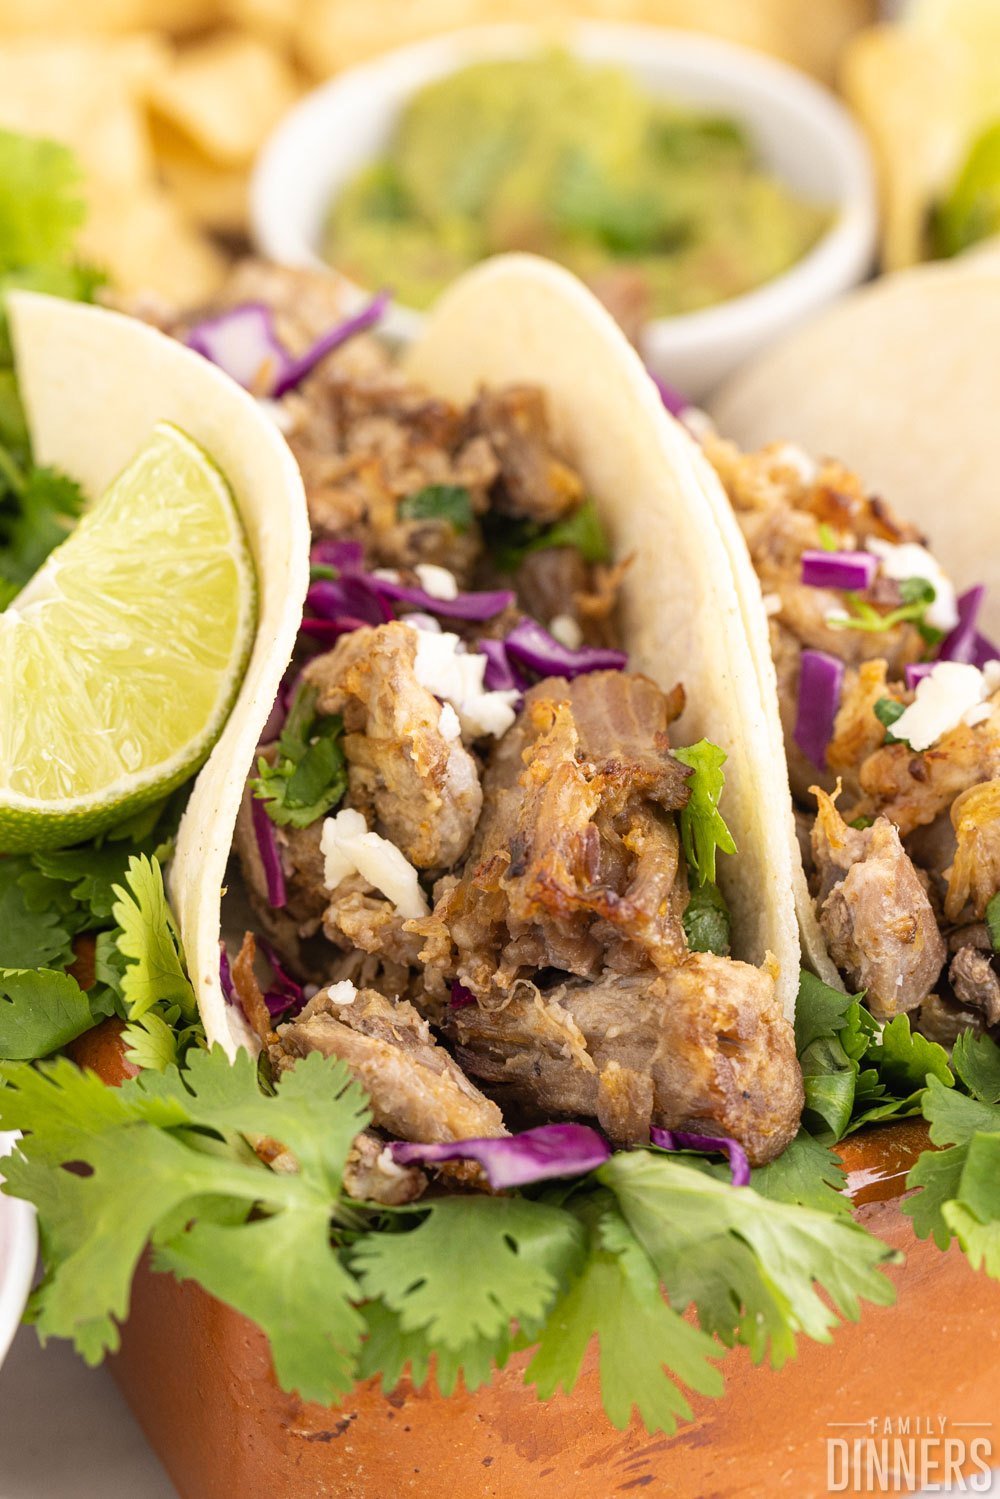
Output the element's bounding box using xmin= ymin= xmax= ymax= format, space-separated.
xmin=709 ymin=258 xmax=1000 ymax=643
xmin=7 ymin=291 xmax=310 ymax=1058
xmin=407 ymin=254 xmax=804 ymax=1017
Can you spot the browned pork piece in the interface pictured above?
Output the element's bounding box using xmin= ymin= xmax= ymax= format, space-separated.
xmin=852 ymin=705 xmax=1000 ymax=839
xmin=811 ymin=789 xmax=945 ymax=1017
xmin=445 ymin=957 xmax=802 ymax=1166
xmin=417 ymin=670 xmax=691 ymax=1003
xmin=276 ymin=985 xmax=505 ymax=1145
xmin=467 ymin=385 xmax=583 ymax=523
xmin=303 ymin=621 xmax=483 ymax=869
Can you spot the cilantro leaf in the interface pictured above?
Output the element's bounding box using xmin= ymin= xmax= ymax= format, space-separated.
xmin=952 ymin=1032 xmax=1000 ymax=1105
xmin=987 ymin=891 xmax=1000 ymax=953
xmin=794 ymin=971 xmax=856 ymax=1055
xmin=351 ymin=1195 xmax=584 ymax=1350
xmin=672 ymin=740 xmax=737 ymax=886
xmin=356 ymin=1299 xmax=511 ymax=1398
xmin=157 ymin=1209 xmax=366 ymax=1404
xmin=251 ymin=683 xmax=347 ymax=829
xmin=903 ymin=1142 xmax=969 ymax=1249
xmin=525 ymin=1203 xmax=722 ymax=1433
xmin=602 ymin=1151 xmax=898 ymax=1361
xmin=874 ymin=695 xmax=908 ymax=746
xmin=110 ymin=855 xmax=196 ymax=1024
xmin=0 ymin=1046 xmax=371 ymax=1400
xmin=835 ymin=580 xmax=937 ymax=636
xmin=682 ymin=880 xmax=730 ymax=955
xmin=0 ymin=860 xmax=73 ymax=970
xmin=489 ymin=497 xmax=610 ymax=571
xmin=0 ymin=130 xmax=86 ymax=276
xmin=398 ymin=484 xmax=473 ymax=531
xmin=749 ymin=1130 xmax=852 ymax=1217
xmin=0 ymin=464 xmax=86 ymax=593
xmin=865 ymin=1015 xmax=953 ymax=1095
xmin=0 ymin=968 xmax=95 ymax=1059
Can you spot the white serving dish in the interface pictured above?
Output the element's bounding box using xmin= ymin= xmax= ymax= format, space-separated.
xmin=252 ymin=22 xmax=877 ymax=400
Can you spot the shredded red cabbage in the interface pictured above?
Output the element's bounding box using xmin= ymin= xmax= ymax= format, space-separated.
xmin=187 ymin=291 xmax=389 ymax=399
xmin=450 ymin=979 xmax=476 ymax=1009
xmin=271 ymin=290 xmax=390 ymax=398
xmin=258 ymin=938 xmax=304 ymax=1020
xmin=187 ymin=303 xmax=291 ymax=392
xmin=311 ymin=539 xmax=365 ymax=573
xmin=250 ymin=794 xmax=287 ymax=908
xmin=800 ymin=549 xmax=878 ymax=592
xmin=371 ymin=577 xmax=515 ymax=621
xmin=938 ymin=585 xmax=1000 ymax=669
xmin=648 ymin=370 xmax=689 ymax=417
xmin=650 ymin=1127 xmax=751 ymax=1187
xmin=219 ymin=942 xmax=234 ymax=1001
xmin=389 ymin=1122 xmax=610 ymax=1189
xmin=504 ymin=618 xmax=627 ymax=679
xmin=307 ymin=575 xmax=393 ymax=626
xmin=298 ymin=616 xmax=371 ymax=645
xmin=794 ymin=649 xmax=845 ymax=770
xmin=480 ymin=637 xmax=527 ymax=693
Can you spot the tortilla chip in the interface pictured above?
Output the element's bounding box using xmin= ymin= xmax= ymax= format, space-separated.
xmin=7 ymin=291 xmax=310 ymax=1058
xmin=0 ymin=35 xmax=167 ymax=191
xmin=296 ymin=0 xmax=875 ymax=83
xmin=80 ymin=181 xmax=228 ymax=303
xmin=146 ymin=30 xmax=301 ymax=167
xmin=408 ymin=254 xmax=805 ymax=1018
xmin=0 ymin=0 xmax=220 ymax=34
xmin=151 ymin=116 xmax=249 ymax=236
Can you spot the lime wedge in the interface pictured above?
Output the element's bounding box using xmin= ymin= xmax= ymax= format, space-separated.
xmin=0 ymin=421 xmax=257 ymax=852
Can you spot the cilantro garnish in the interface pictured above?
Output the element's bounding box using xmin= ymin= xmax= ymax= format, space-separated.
xmin=986 ymin=891 xmax=1000 ymax=952
xmin=398 ymin=484 xmax=474 ymax=532
xmin=830 ymin=576 xmax=937 ymax=635
xmin=874 ymin=695 xmax=908 ymax=746
xmin=489 ymin=496 xmax=611 ymax=572
xmin=682 ymin=879 xmax=730 ymax=955
xmin=251 ymin=682 xmax=348 ymax=829
xmin=0 ymin=131 xmax=103 ymax=607
xmin=673 ymin=739 xmax=737 ymax=887
xmin=0 ymin=969 xmax=94 ymax=1060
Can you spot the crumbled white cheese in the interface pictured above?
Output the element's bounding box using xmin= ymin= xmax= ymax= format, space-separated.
xmin=772 ymin=442 xmax=818 ymax=484
xmin=320 ymin=807 xmax=428 ymax=917
xmin=891 ymin=661 xmax=999 ymax=751
xmin=376 ymin=1145 xmax=411 ymax=1179
xmin=865 ymin=539 xmax=959 ymax=633
xmin=325 ymin=980 xmax=358 ymax=1007
xmin=438 ymin=702 xmax=462 ymax=741
xmin=414 ymin=562 xmax=458 ymax=600
xmin=761 ymin=592 xmax=782 ymax=617
xmin=405 ymin=612 xmax=441 ymax=632
xmin=411 ymin=627 xmax=519 ymax=740
xmin=371 ymin=567 xmax=402 ymax=583
xmin=255 ymin=398 xmax=294 ymax=434
xmin=549 ymin=612 xmax=583 ymax=650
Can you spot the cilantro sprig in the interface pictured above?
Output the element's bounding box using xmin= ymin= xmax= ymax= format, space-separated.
xmin=398 ymin=484 xmax=474 ymax=531
xmin=0 ymin=1017 xmax=901 ymax=1434
xmin=828 ymin=576 xmax=940 ymax=642
xmin=0 ymin=130 xmax=104 ymax=607
xmin=0 ymin=791 xmax=202 ymax=1071
xmin=251 ymin=682 xmax=348 ymax=829
xmin=489 ymin=496 xmax=611 ymax=573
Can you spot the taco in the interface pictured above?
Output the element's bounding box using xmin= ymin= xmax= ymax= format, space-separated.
xmin=681 ymin=394 xmax=1000 ymax=1044
xmin=153 ymin=253 xmax=806 ymax=1171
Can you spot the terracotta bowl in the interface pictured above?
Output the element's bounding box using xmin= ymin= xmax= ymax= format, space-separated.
xmin=70 ymin=1023 xmax=1000 ymax=1498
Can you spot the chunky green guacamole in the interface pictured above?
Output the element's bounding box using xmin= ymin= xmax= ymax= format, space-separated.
xmin=323 ymin=52 xmax=830 ymax=322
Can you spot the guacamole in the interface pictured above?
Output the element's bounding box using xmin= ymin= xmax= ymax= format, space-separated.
xmin=323 ymin=52 xmax=830 ymax=324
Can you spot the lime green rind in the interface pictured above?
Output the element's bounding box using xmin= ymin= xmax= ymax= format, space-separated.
xmin=0 ymin=422 xmax=257 ymax=852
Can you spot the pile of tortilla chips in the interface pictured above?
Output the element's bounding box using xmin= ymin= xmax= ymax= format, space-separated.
xmin=0 ymin=0 xmax=876 ymax=302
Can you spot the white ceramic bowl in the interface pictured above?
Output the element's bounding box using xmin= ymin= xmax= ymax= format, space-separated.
xmin=252 ymin=22 xmax=877 ymax=401
xmin=0 ymin=1132 xmax=36 ymax=1370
